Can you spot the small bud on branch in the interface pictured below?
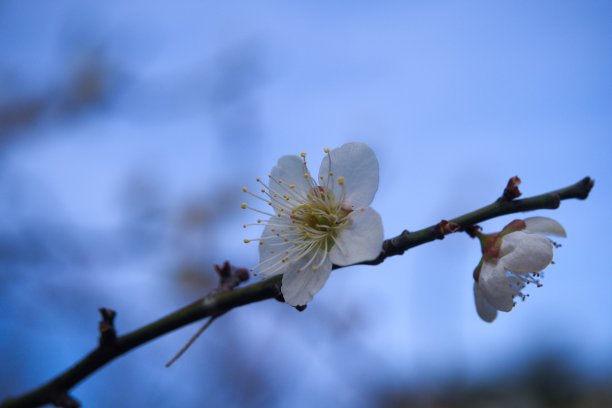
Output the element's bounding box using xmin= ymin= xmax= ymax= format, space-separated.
xmin=502 ymin=176 xmax=522 ymax=201
xmin=434 ymin=219 xmax=461 ymax=238
xmin=98 ymin=308 xmax=117 ymax=347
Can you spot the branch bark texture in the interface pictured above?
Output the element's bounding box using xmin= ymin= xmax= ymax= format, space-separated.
xmin=0 ymin=176 xmax=594 ymax=408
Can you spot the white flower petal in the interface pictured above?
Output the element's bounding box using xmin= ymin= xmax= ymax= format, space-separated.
xmin=474 ymin=282 xmax=498 ymax=322
xmin=318 ymin=142 xmax=379 ymax=209
xmin=524 ymin=216 xmax=567 ymax=237
xmin=248 ymin=143 xmax=384 ymax=306
xmin=270 ymin=155 xmax=312 ymax=195
xmin=500 ymin=231 xmax=553 ymax=273
xmin=329 ymin=207 xmax=383 ymax=266
xmin=281 ymin=257 xmax=333 ymax=306
xmin=478 ymin=261 xmax=515 ymax=312
xmin=257 ymin=221 xmax=292 ymax=278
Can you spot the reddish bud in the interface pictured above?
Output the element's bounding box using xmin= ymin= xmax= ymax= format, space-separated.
xmin=434 ymin=220 xmax=461 ymax=238
xmin=503 ymin=176 xmax=522 ymax=200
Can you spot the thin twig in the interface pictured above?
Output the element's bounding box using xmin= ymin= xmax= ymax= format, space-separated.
xmin=165 ymin=314 xmax=222 ymax=367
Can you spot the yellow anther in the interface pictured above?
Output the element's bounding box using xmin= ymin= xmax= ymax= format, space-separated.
xmin=338 ymin=176 xmax=345 ymax=185
xmin=300 ymin=152 xmax=307 ymax=158
xmin=240 ymin=203 xmax=247 ymax=209
xmin=243 ymin=239 xmax=251 ymax=243
xmin=242 ymin=186 xmax=248 ymax=192
xmin=324 ymin=147 xmax=330 ymax=153
xmin=289 ymin=184 xmax=296 ymax=189
xmin=304 ymin=172 xmax=310 ymax=179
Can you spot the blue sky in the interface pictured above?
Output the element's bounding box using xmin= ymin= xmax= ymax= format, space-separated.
xmin=1 ymin=1 xmax=611 ymax=406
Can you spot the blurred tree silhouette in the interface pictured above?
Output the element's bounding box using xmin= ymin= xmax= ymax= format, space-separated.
xmin=0 ymin=51 xmax=120 ymax=145
xmin=377 ymin=355 xmax=612 ymax=408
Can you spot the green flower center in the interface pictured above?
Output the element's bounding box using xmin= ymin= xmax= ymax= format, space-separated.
xmin=291 ymin=188 xmax=351 ymax=251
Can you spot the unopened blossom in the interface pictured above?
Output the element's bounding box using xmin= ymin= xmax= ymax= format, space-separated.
xmin=242 ymin=142 xmax=384 ymax=306
xmin=473 ymin=217 xmax=566 ymax=322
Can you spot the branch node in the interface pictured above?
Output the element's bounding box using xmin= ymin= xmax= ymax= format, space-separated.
xmin=51 ymin=393 xmax=80 ymax=408
xmin=502 ymin=175 xmax=522 ymax=201
xmin=98 ymin=308 xmax=117 ymax=347
xmin=465 ymin=225 xmax=482 ymax=238
xmin=381 ymin=229 xmax=409 ymax=257
xmin=213 ymin=261 xmax=250 ymax=294
xmin=550 ymin=193 xmax=561 ymax=209
xmin=434 ymin=220 xmax=460 ymax=239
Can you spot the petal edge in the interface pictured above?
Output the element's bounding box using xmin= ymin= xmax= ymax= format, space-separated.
xmin=281 ymin=261 xmax=333 ymax=306
xmin=329 ymin=207 xmax=383 ymax=266
xmin=318 ymin=142 xmax=379 ymax=209
xmin=524 ymin=216 xmax=567 ymax=237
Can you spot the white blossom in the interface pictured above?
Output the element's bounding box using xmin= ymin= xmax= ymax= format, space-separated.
xmin=473 ymin=217 xmax=566 ymax=322
xmin=242 ymin=143 xmax=384 ymax=306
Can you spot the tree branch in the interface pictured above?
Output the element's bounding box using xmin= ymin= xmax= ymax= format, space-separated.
xmin=0 ymin=176 xmax=594 ymax=408
xmin=355 ymin=176 xmax=594 ymax=265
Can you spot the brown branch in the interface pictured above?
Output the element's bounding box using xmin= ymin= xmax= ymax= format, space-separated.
xmin=0 ymin=176 xmax=594 ymax=408
xmin=355 ymin=176 xmax=593 ymax=266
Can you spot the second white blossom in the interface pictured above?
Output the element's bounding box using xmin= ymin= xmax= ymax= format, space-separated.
xmin=473 ymin=217 xmax=567 ymax=322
